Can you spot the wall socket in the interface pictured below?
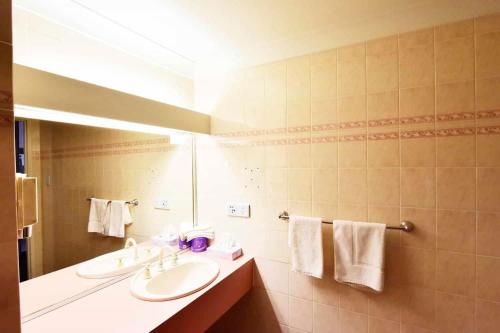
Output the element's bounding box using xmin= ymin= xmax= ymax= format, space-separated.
xmin=227 ymin=203 xmax=250 ymax=218
xmin=153 ymin=198 xmax=170 ymax=210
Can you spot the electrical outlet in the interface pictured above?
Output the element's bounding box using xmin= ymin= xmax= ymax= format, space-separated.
xmin=154 ymin=198 xmax=170 ymax=210
xmin=227 ymin=203 xmax=250 ymax=218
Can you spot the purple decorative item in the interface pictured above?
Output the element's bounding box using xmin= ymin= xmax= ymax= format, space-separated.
xmin=178 ymin=238 xmax=191 ymax=250
xmin=191 ymin=237 xmax=208 ymax=252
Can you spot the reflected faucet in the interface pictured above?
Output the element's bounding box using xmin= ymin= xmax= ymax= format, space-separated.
xmin=124 ymin=237 xmax=138 ymax=260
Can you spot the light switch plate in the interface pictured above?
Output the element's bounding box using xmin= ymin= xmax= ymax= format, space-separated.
xmin=154 ymin=198 xmax=170 ymax=210
xmin=227 ymin=203 xmax=250 ymax=218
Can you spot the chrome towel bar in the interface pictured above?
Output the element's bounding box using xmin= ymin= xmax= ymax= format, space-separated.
xmin=86 ymin=198 xmax=139 ymax=206
xmin=278 ymin=211 xmax=414 ymax=232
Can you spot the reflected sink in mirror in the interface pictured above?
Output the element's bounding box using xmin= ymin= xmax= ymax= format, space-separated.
xmin=77 ymin=246 xmax=161 ymax=279
xmin=130 ymin=257 xmax=219 ymax=301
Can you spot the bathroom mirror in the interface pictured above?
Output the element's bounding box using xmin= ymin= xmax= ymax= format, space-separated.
xmin=16 ymin=118 xmax=195 ymax=318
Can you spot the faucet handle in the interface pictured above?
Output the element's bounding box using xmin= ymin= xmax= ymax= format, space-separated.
xmin=143 ymin=263 xmax=152 ymax=279
xmin=170 ymin=251 xmax=178 ymax=266
xmin=116 ymin=257 xmax=124 ymax=268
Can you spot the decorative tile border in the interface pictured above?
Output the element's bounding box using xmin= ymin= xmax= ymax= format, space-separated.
xmin=436 ymin=127 xmax=475 ymax=137
xmin=478 ymin=125 xmax=500 ymax=135
xmin=216 ymin=124 xmax=499 ymax=148
xmin=400 ymin=129 xmax=435 ymax=139
xmin=437 ymin=112 xmax=475 ymax=122
xmin=399 ymin=115 xmax=435 ymax=125
xmin=214 ymin=109 xmax=500 ymax=139
xmin=477 ymin=110 xmax=500 ymax=119
xmin=33 ymin=137 xmax=174 ymax=160
xmin=38 ymin=138 xmax=169 ymax=155
xmin=367 ymin=132 xmax=399 ymax=140
xmin=368 ymin=118 xmax=398 ymax=127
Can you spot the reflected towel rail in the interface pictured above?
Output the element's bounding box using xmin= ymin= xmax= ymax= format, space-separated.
xmin=278 ymin=211 xmax=414 ymax=232
xmin=86 ymin=198 xmax=139 ymax=206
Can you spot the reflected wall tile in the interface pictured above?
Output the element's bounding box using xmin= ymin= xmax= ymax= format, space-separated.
xmin=477 ymin=256 xmax=500 ymax=302
xmin=476 ymin=77 xmax=500 ymax=111
xmin=399 ymin=29 xmax=435 ymax=88
xmin=313 ymin=277 xmax=340 ymax=306
xmin=437 ymin=210 xmax=475 ymax=254
xmin=399 ymin=247 xmax=436 ymax=289
xmin=435 ymin=292 xmax=474 ymax=333
xmin=436 ymin=167 xmax=476 ymax=210
xmin=399 ymin=86 xmax=435 ymax=118
xmin=436 ymin=251 xmax=475 ymax=297
xmin=477 ymin=167 xmax=500 ymax=212
xmin=401 ymin=138 xmax=436 ymax=168
xmin=477 ymin=132 xmax=500 ymax=167
xmin=313 ymin=303 xmax=339 ymax=333
xmin=435 ymin=81 xmax=474 ymax=116
xmin=339 ymin=140 xmax=367 ymax=168
xmin=401 ymin=287 xmax=436 ymax=330
xmin=289 ymin=297 xmax=313 ymax=332
xmin=367 ymin=139 xmax=400 ymax=168
xmin=436 ymin=135 xmax=475 ymax=167
xmin=339 ymin=283 xmax=370 ymax=314
xmin=311 ymin=141 xmax=337 ymax=168
xmin=476 ymin=299 xmax=500 ymax=333
xmin=288 ymin=168 xmax=312 ymax=202
xmin=368 ymin=284 xmax=402 ymax=321
xmin=476 ymin=31 xmax=500 ymax=79
xmin=367 ymin=168 xmax=400 ymax=206
xmin=475 ymin=12 xmax=500 ymax=34
xmin=435 ymin=19 xmax=473 ymax=42
xmin=477 ymin=211 xmax=500 ymax=257
xmin=289 ymin=271 xmax=313 ymax=300
xmin=368 ymin=317 xmax=399 ymax=333
xmin=435 ymin=36 xmax=474 ymax=83
xmin=401 ymin=168 xmax=436 ymax=209
xmin=339 ymin=309 xmax=368 ymax=333
xmin=312 ymin=168 xmax=337 ymax=204
xmin=339 ymin=168 xmax=367 ymax=206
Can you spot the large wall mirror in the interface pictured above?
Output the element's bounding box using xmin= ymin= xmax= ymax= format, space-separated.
xmin=16 ymin=116 xmax=195 ymax=319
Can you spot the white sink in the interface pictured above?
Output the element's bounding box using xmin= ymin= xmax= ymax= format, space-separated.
xmin=130 ymin=257 xmax=219 ymax=301
xmin=77 ymin=246 xmax=160 ymax=279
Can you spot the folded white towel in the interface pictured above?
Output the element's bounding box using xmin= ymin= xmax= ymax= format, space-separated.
xmin=88 ymin=198 xmax=109 ymax=234
xmin=104 ymin=200 xmax=133 ymax=238
xmin=288 ymin=215 xmax=323 ymax=278
xmin=333 ymin=220 xmax=386 ymax=292
xmin=179 ymin=224 xmax=215 ymax=241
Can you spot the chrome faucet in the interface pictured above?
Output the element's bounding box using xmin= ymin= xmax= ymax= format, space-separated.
xmin=124 ymin=237 xmax=139 ymax=260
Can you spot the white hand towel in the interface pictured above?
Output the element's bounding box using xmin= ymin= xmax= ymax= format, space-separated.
xmin=88 ymin=198 xmax=109 ymax=233
xmin=179 ymin=224 xmax=215 ymax=241
xmin=333 ymin=220 xmax=386 ymax=292
xmin=104 ymin=200 xmax=133 ymax=238
xmin=288 ymin=215 xmax=323 ymax=278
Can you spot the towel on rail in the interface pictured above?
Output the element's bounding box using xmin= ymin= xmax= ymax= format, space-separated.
xmin=333 ymin=220 xmax=386 ymax=292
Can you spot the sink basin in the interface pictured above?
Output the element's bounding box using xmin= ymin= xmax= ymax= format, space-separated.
xmin=77 ymin=246 xmax=160 ymax=279
xmin=130 ymin=257 xmax=219 ymax=301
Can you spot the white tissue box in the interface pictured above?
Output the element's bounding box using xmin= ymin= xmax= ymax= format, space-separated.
xmin=207 ymin=245 xmax=242 ymax=260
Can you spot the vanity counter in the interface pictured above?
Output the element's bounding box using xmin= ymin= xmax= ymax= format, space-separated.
xmin=21 ymin=252 xmax=254 ymax=333
xmin=20 ymin=263 xmax=115 ymax=318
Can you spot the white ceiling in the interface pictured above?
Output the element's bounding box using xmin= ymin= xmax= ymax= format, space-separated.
xmin=13 ymin=0 xmax=500 ymax=78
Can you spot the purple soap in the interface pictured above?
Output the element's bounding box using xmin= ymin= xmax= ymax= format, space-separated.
xmin=191 ymin=237 xmax=208 ymax=252
xmin=178 ymin=238 xmax=191 ymax=250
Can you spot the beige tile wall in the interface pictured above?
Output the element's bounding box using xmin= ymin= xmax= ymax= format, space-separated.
xmin=202 ymin=13 xmax=500 ymax=333
xmin=0 ymin=0 xmax=21 ymax=331
xmin=28 ymin=121 xmax=193 ymax=274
